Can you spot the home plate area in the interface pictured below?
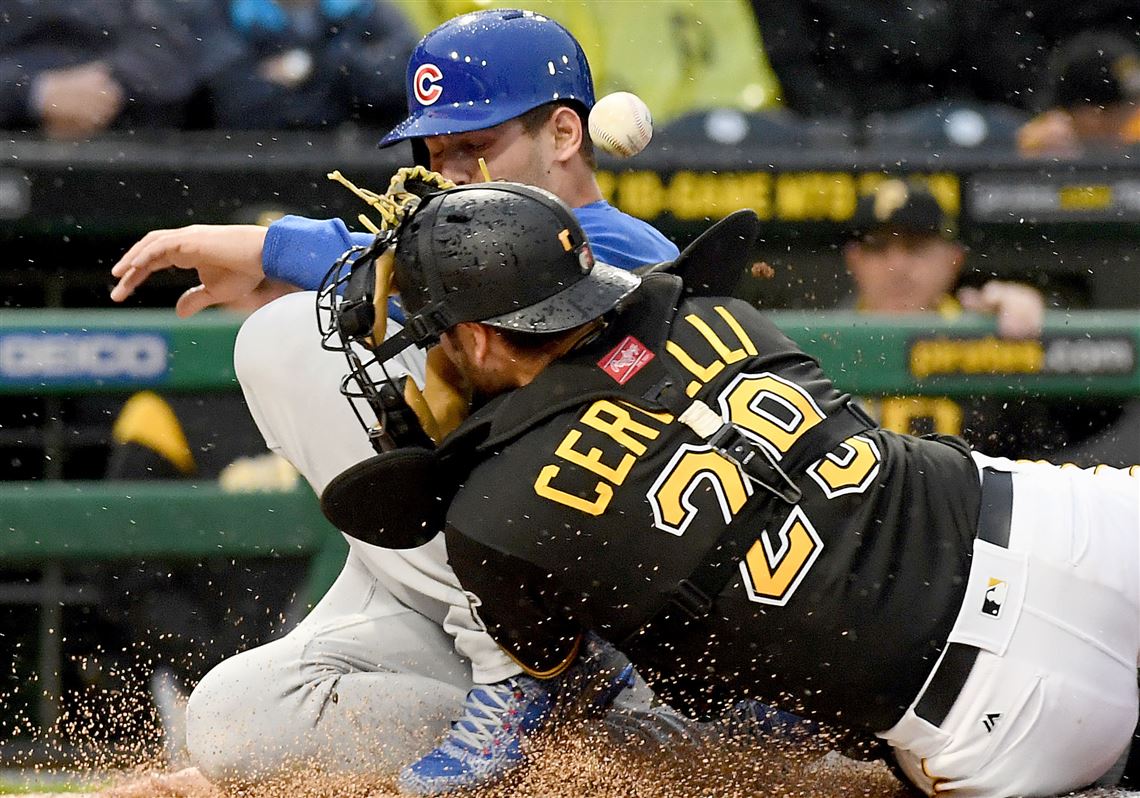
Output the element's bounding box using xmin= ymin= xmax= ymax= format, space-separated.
xmin=10 ymin=724 xmax=1140 ymax=798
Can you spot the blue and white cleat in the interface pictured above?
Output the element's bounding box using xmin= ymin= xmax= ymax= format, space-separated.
xmin=397 ymin=676 xmax=554 ymax=795
xmin=398 ymin=636 xmax=635 ymax=795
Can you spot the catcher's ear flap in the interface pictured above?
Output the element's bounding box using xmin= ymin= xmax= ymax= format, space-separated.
xmin=320 ymin=447 xmax=447 ymax=549
xmin=336 ymin=244 xmax=396 ymax=348
xmin=638 ymin=209 xmax=762 ymax=297
xmin=338 ymin=258 xmax=377 ymax=342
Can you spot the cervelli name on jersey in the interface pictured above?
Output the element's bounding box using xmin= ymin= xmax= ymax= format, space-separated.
xmin=444 ymin=276 xmax=982 ymax=731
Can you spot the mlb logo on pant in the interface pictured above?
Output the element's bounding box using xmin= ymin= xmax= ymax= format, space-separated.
xmin=981 ymin=578 xmax=1007 ymax=618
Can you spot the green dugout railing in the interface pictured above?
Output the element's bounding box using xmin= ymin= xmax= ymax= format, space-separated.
xmin=0 ymin=480 xmax=344 ymax=589
xmin=2 ymin=308 xmax=1138 ymax=567
xmin=2 ymin=307 xmax=1138 ymax=563
xmin=0 ymin=307 xmax=1137 ymax=730
xmin=2 ymin=308 xmax=1137 ymax=397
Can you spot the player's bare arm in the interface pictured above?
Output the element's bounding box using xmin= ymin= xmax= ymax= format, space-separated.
xmin=110 ymin=224 xmax=268 ymax=316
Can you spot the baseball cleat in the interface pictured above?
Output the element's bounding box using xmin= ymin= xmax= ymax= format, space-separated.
xmin=398 ymin=636 xmax=635 ymax=795
xmin=396 ymin=675 xmax=553 ymax=795
xmin=721 ymin=698 xmax=819 ymax=741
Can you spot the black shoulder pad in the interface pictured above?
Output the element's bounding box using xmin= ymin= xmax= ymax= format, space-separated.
xmin=321 ymin=446 xmax=447 ymax=549
xmin=642 ymin=209 xmax=761 ymax=297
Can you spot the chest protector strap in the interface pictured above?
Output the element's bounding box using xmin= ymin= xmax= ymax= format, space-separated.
xmin=615 ymin=334 xmax=873 ymax=630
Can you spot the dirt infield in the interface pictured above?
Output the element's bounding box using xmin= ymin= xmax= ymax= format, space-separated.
xmin=17 ymin=721 xmax=909 ymax=798
xmin=16 ymin=688 xmax=1128 ymax=798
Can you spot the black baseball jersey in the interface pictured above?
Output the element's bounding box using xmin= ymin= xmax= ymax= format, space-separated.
xmin=443 ymin=277 xmax=982 ymax=732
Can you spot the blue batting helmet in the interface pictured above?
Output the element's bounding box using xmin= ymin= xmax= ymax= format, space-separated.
xmin=378 ymin=9 xmax=595 ymax=148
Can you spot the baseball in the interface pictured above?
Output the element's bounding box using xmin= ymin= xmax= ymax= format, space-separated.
xmin=588 ymin=92 xmax=653 ymax=158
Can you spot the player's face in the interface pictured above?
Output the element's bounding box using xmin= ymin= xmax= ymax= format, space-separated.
xmin=844 ymin=230 xmax=964 ymax=313
xmin=438 ymin=325 xmax=516 ymax=398
xmin=425 ymin=120 xmax=551 ymax=189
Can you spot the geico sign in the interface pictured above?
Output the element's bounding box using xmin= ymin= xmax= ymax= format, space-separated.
xmin=0 ymin=333 xmax=168 ymax=380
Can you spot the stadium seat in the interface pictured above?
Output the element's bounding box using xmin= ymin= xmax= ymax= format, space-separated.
xmin=653 ymin=108 xmax=857 ymax=151
xmin=861 ymin=101 xmax=1032 ymax=150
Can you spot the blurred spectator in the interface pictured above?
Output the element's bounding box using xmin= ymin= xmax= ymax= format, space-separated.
xmin=1018 ymin=30 xmax=1140 ymax=157
xmin=844 ymin=180 xmax=1044 ymax=338
xmin=189 ymin=0 xmax=418 ymax=130
xmin=841 ymin=179 xmax=1136 ymax=464
xmin=393 ymin=0 xmax=782 ymax=123
xmin=748 ymin=1 xmax=1054 ymax=120
xmin=0 ymin=0 xmax=206 ymax=136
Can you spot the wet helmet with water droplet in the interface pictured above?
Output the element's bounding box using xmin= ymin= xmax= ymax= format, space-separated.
xmin=378 ymin=9 xmax=595 ymax=150
xmin=368 ymin=183 xmax=639 ymax=363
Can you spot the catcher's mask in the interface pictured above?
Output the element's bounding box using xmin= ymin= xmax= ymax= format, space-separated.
xmin=370 ymin=182 xmax=641 ymax=364
xmin=316 ymin=232 xmax=425 ymax=452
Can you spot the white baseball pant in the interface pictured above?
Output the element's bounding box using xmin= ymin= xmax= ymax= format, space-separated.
xmin=185 ymin=291 xmax=522 ymax=781
xmin=882 ymin=454 xmax=1140 ymax=797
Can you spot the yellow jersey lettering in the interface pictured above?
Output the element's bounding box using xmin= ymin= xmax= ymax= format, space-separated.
xmin=535 ymin=400 xmax=673 ymax=515
xmin=665 ymin=339 xmax=725 ymax=384
xmin=616 ymin=401 xmax=674 ymax=425
xmin=648 ymin=444 xmax=751 ymax=536
xmin=684 ymin=313 xmax=751 ymax=365
xmin=664 ymin=308 xmax=759 ymax=392
xmin=580 ymin=399 xmax=664 ymax=455
xmin=806 ymin=435 xmax=883 ymax=498
xmin=534 ymin=465 xmax=611 ymax=516
xmin=714 ymin=306 xmax=758 ymax=356
xmin=720 ymin=372 xmax=825 ymax=456
xmin=554 ymin=429 xmax=636 ymax=485
xmin=740 ymin=506 xmax=823 ymax=606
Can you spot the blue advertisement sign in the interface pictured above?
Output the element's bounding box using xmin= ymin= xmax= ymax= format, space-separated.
xmin=0 ymin=330 xmax=170 ymax=386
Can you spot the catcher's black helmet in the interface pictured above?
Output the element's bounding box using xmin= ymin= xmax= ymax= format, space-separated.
xmin=370 ymin=182 xmax=640 ymax=363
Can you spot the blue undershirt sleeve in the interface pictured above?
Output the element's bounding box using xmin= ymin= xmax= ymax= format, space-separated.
xmin=262 ymin=215 xmax=375 ymax=290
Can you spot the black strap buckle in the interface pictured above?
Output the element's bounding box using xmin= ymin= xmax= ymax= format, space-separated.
xmin=708 ymin=423 xmax=802 ymax=504
xmin=642 ymin=375 xmax=691 ymax=416
xmin=670 ymin=578 xmax=714 ymax=620
xmin=405 ymin=305 xmax=454 ymax=345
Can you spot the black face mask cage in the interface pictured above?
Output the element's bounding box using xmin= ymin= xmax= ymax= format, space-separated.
xmin=315 ymin=232 xmax=413 ymax=454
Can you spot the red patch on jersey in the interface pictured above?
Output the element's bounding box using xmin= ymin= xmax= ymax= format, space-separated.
xmin=598 ymin=335 xmax=654 ymax=385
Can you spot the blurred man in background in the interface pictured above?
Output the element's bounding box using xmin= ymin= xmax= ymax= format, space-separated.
xmin=843 ymin=179 xmax=1137 ymax=465
xmin=1018 ymin=30 xmax=1140 ymax=157
xmin=0 ymin=0 xmax=204 ymax=136
xmin=843 ymin=180 xmax=1043 ymax=336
